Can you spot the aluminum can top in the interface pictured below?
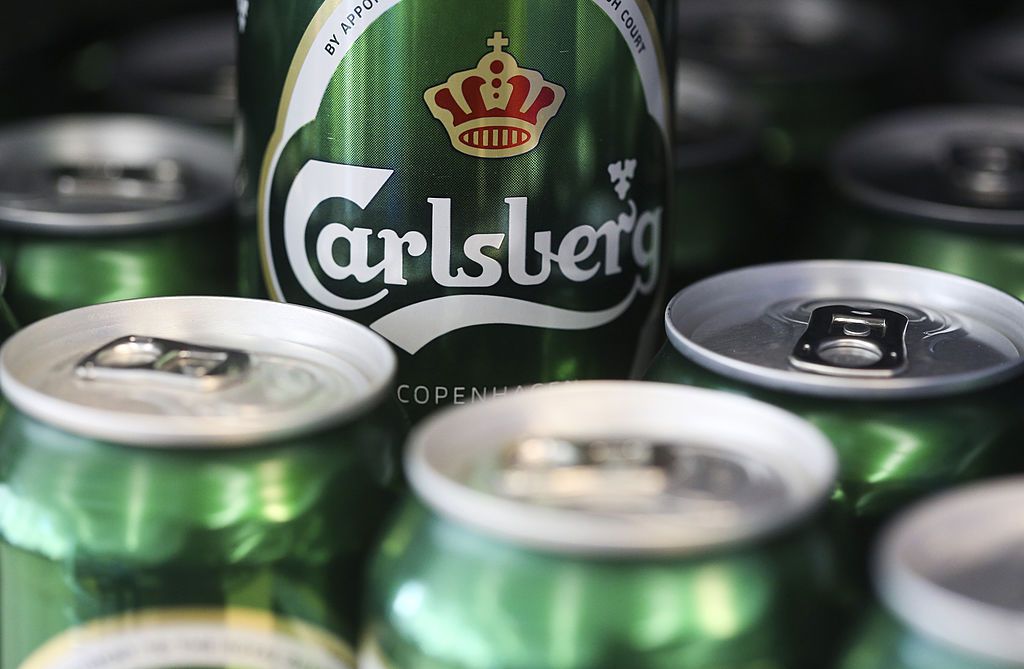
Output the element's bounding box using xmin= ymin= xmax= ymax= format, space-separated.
xmin=407 ymin=381 xmax=836 ymax=557
xmin=0 ymin=297 xmax=396 ymax=446
xmin=953 ymin=22 xmax=1024 ymax=108
xmin=666 ymin=260 xmax=1024 ymax=399
xmin=111 ymin=13 xmax=236 ymax=129
xmin=674 ymin=60 xmax=762 ymax=169
xmin=833 ymin=106 xmax=1024 ymax=228
xmin=676 ymin=0 xmax=894 ymax=82
xmin=0 ymin=115 xmax=233 ymax=235
xmin=876 ymin=477 xmax=1024 ymax=665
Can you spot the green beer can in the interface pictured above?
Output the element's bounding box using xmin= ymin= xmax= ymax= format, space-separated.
xmin=840 ymin=477 xmax=1024 ymax=669
xmin=239 ymin=0 xmax=672 ymax=419
xmin=108 ymin=13 xmax=237 ymax=132
xmin=675 ymin=0 xmax=895 ymax=170
xmin=0 ymin=296 xmax=401 ymax=668
xmin=820 ymin=106 xmax=1024 ymax=300
xmin=363 ymin=381 xmax=843 ymax=669
xmin=0 ymin=116 xmax=236 ymax=323
xmin=669 ymin=61 xmax=767 ymax=288
xmin=647 ymin=260 xmax=1024 ymax=542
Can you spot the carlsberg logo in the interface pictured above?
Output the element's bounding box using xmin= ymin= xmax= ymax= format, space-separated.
xmin=284 ymin=158 xmax=661 ymax=354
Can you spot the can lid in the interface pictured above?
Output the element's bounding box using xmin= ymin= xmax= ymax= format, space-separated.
xmin=953 ymin=22 xmax=1024 ymax=108
xmin=833 ymin=106 xmax=1024 ymax=228
xmin=676 ymin=0 xmax=894 ymax=82
xmin=877 ymin=477 xmax=1024 ymax=664
xmin=407 ymin=382 xmax=836 ymax=556
xmin=0 ymin=115 xmax=233 ymax=234
xmin=674 ymin=61 xmax=762 ymax=168
xmin=667 ymin=260 xmax=1024 ymax=399
xmin=111 ymin=13 xmax=236 ymax=128
xmin=0 ymin=297 xmax=396 ymax=446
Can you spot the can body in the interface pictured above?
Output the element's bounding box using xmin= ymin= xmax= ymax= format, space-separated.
xmin=671 ymin=159 xmax=765 ymax=288
xmin=239 ymin=0 xmax=672 ymax=418
xmin=646 ymin=347 xmax=1021 ymax=538
xmin=838 ymin=611 xmax=1010 ymax=669
xmin=0 ymin=223 xmax=236 ymax=324
xmin=364 ymin=499 xmax=839 ymax=669
xmin=810 ymin=206 xmax=1024 ymax=301
xmin=0 ymin=395 xmax=400 ymax=669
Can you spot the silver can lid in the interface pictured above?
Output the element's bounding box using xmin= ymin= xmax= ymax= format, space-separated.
xmin=0 ymin=297 xmax=396 ymax=446
xmin=833 ymin=106 xmax=1024 ymax=228
xmin=407 ymin=382 xmax=836 ymax=556
xmin=666 ymin=260 xmax=1024 ymax=399
xmin=111 ymin=13 xmax=236 ymax=128
xmin=0 ymin=115 xmax=233 ymax=234
xmin=953 ymin=22 xmax=1024 ymax=108
xmin=877 ymin=477 xmax=1024 ymax=664
xmin=675 ymin=61 xmax=761 ymax=168
xmin=676 ymin=0 xmax=894 ymax=82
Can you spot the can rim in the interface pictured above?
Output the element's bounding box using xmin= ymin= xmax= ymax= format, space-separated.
xmin=0 ymin=296 xmax=397 ymax=447
xmin=407 ymin=381 xmax=836 ymax=557
xmin=666 ymin=260 xmax=1024 ymax=399
xmin=831 ymin=106 xmax=1024 ymax=229
xmin=0 ymin=115 xmax=233 ymax=235
xmin=876 ymin=477 xmax=1024 ymax=664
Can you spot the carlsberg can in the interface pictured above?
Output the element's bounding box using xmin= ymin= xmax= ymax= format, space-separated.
xmin=0 ymin=296 xmax=403 ymax=668
xmin=364 ymin=382 xmax=843 ymax=669
xmin=239 ymin=0 xmax=673 ymax=419
xmin=647 ymin=260 xmax=1024 ymax=560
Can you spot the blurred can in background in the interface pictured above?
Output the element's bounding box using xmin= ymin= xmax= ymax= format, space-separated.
xmin=363 ymin=382 xmax=843 ymax=669
xmin=0 ymin=116 xmax=236 ymax=323
xmin=108 ymin=12 xmax=236 ymax=132
xmin=818 ymin=107 xmax=1024 ymax=300
xmin=952 ymin=21 xmax=1024 ymax=107
xmin=839 ymin=478 xmax=1024 ymax=669
xmin=675 ymin=0 xmax=895 ymax=171
xmin=647 ymin=261 xmax=1024 ymax=550
xmin=0 ymin=297 xmax=402 ymax=668
xmin=670 ymin=61 xmax=768 ymax=289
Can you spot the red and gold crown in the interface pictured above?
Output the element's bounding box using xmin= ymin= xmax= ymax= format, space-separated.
xmin=425 ymin=32 xmax=566 ymax=159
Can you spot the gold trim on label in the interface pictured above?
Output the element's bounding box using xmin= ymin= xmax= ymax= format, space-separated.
xmin=20 ymin=608 xmax=355 ymax=669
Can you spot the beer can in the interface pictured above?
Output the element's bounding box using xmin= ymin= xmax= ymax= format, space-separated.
xmin=0 ymin=296 xmax=402 ymax=668
xmin=839 ymin=478 xmax=1024 ymax=669
xmin=109 ymin=13 xmax=236 ymax=131
xmin=820 ymin=106 xmax=1024 ymax=300
xmin=670 ymin=61 xmax=767 ymax=288
xmin=675 ymin=0 xmax=895 ymax=170
xmin=363 ymin=382 xmax=841 ymax=669
xmin=953 ymin=21 xmax=1024 ymax=107
xmin=0 ymin=115 xmax=236 ymax=323
xmin=239 ymin=0 xmax=673 ymax=419
xmin=647 ymin=260 xmax=1024 ymax=544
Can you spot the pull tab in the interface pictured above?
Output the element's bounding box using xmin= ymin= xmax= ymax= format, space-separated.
xmin=52 ymin=159 xmax=187 ymax=204
xmin=946 ymin=139 xmax=1024 ymax=205
xmin=790 ymin=305 xmax=908 ymax=378
xmin=76 ymin=336 xmax=250 ymax=390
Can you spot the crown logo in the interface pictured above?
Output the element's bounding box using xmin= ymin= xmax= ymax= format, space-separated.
xmin=425 ymin=32 xmax=566 ymax=159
